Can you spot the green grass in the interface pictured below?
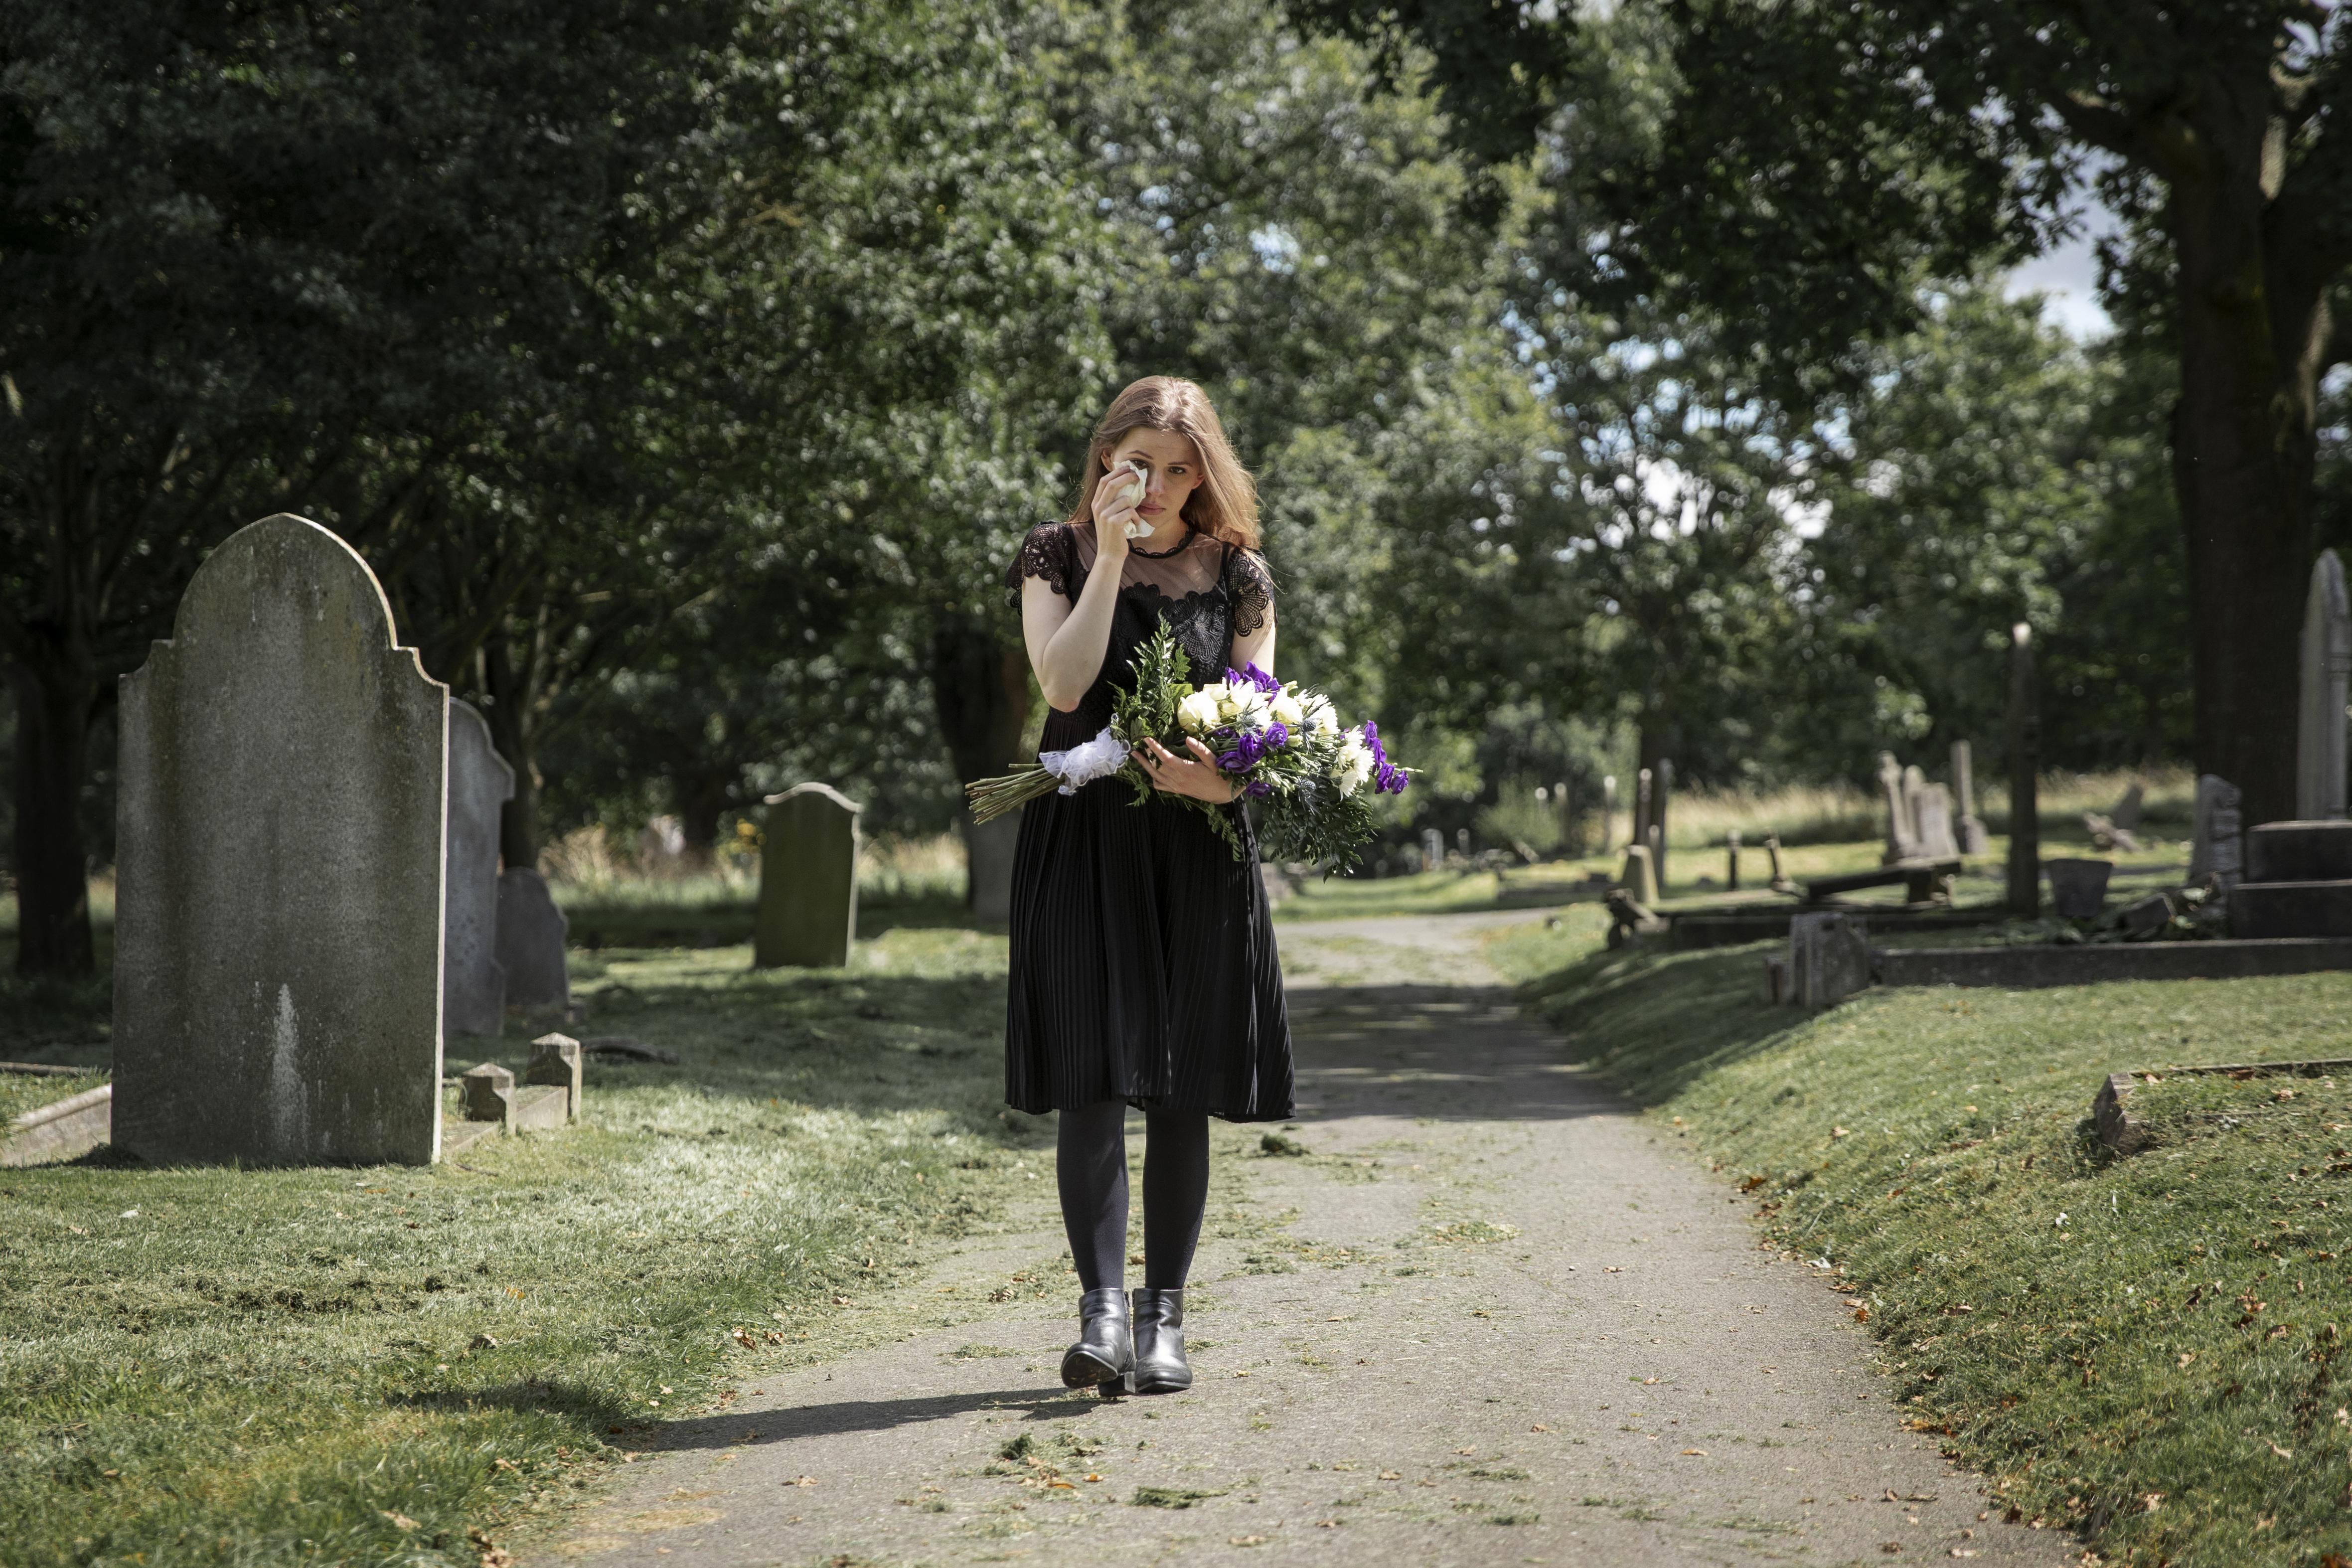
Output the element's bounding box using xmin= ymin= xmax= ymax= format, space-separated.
xmin=0 ymin=929 xmax=1057 ymax=1568
xmin=1489 ymin=909 xmax=2352 ymax=1564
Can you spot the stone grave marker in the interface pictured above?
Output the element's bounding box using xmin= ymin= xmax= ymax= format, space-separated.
xmin=1911 ymin=782 xmax=1960 ymax=859
xmin=1787 ymin=912 xmax=1871 ymax=1008
xmin=1878 ymin=752 xmax=1919 ymax=862
xmin=1951 ymin=739 xmax=1990 ymax=854
xmin=1725 ymin=827 xmax=1742 ymax=892
xmin=497 ymin=868 xmax=571 ymax=1010
xmin=444 ymin=700 xmax=513 ymax=1036
xmin=757 ymin=783 xmax=863 ymax=968
xmin=1599 ymin=775 xmax=1617 ymax=854
xmin=1616 ymin=843 xmax=1659 ymax=906
xmin=2300 ymin=548 xmax=2352 ymax=820
xmin=2006 ymin=623 xmax=2040 ymax=915
xmin=1653 ymin=758 xmax=1674 ymax=889
xmin=526 ymin=1032 xmax=585 ymax=1122
xmin=112 ymin=513 xmax=449 ymax=1167
xmin=1420 ymin=826 xmax=1445 ymax=871
xmin=2190 ymin=775 xmax=2245 ymax=896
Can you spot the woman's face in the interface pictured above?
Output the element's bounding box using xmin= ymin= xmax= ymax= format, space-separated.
xmin=1104 ymin=428 xmax=1205 ymax=528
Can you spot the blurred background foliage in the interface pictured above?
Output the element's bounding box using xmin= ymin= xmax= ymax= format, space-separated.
xmin=4 ymin=0 xmax=2344 ymax=965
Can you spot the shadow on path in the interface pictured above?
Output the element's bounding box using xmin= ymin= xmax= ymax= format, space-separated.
xmin=641 ymin=1385 xmax=1088 ymax=1452
xmin=1285 ymin=982 xmax=1625 ymax=1124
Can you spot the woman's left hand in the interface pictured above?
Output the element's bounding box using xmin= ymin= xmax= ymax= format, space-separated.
xmin=1134 ymin=736 xmax=1237 ymax=803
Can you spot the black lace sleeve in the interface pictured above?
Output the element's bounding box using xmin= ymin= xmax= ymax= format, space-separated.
xmin=1005 ymin=522 xmax=1077 ymax=609
xmin=1227 ymin=548 xmax=1275 ymax=640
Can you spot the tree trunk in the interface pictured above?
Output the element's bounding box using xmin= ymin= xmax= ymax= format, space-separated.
xmin=930 ymin=622 xmax=1033 ymax=920
xmin=2169 ymin=157 xmax=2330 ymax=826
xmin=481 ymin=636 xmax=543 ymax=872
xmin=9 ymin=660 xmax=97 ymax=974
xmin=669 ymin=769 xmax=732 ymax=855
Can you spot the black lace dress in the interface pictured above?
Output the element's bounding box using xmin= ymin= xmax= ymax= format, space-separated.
xmin=1001 ymin=519 xmax=1294 ymax=1121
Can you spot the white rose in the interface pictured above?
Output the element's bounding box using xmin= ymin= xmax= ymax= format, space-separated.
xmin=1177 ymin=690 xmax=1222 ymax=734
xmin=1270 ymin=693 xmax=1304 ymax=728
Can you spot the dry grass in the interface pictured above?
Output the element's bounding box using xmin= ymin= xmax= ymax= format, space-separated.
xmin=1643 ymin=767 xmax=2197 ymax=851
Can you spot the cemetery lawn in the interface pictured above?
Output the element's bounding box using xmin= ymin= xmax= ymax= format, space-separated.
xmin=0 ymin=928 xmax=1058 ymax=1568
xmin=1492 ymin=908 xmax=2352 ymax=1565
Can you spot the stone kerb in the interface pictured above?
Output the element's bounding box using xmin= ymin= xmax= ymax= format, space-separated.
xmin=757 ymin=783 xmax=863 ymax=968
xmin=445 ymin=700 xmax=514 ymax=1036
xmin=113 ymin=514 xmax=449 ymax=1167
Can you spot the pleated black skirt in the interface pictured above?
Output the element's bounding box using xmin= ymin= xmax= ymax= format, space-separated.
xmin=1003 ymin=767 xmax=1294 ymax=1122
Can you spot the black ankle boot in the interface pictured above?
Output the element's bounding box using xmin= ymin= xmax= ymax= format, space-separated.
xmin=1129 ymin=1287 xmax=1191 ymax=1393
xmin=1059 ymin=1287 xmax=1133 ymax=1390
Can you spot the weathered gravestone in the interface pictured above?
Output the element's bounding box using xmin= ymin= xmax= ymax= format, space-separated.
xmin=2189 ymin=775 xmax=2245 ymax=896
xmin=113 ymin=514 xmax=448 ymax=1167
xmin=1951 ymin=740 xmax=1990 ymax=854
xmin=2300 ymin=548 xmax=2352 ymax=820
xmin=497 ymin=869 xmax=571 ymax=1010
xmin=1786 ymin=912 xmax=1872 ymax=1008
xmin=756 ymin=783 xmax=863 ymax=968
xmin=1878 ymin=752 xmax=1920 ymax=863
xmin=1616 ymin=843 xmax=1659 ymax=906
xmin=444 ymin=701 xmax=513 ymax=1036
xmin=1910 ymin=781 xmax=1961 ymax=859
xmin=1420 ymin=826 xmax=1446 ymax=871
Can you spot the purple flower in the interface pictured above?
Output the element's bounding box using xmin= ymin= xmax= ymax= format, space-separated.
xmin=1226 ymin=662 xmax=1281 ymax=694
xmin=1264 ymin=721 xmax=1289 ymax=749
xmin=1244 ymin=780 xmax=1273 ymax=799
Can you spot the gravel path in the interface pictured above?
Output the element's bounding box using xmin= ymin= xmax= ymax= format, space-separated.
xmin=538 ymin=913 xmax=2072 ymax=1568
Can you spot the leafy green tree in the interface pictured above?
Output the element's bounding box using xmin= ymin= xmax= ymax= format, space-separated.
xmin=0 ymin=0 xmax=727 ymax=969
xmin=1335 ymin=0 xmax=2352 ymax=822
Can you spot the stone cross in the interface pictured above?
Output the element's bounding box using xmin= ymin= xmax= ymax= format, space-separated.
xmin=497 ymin=868 xmax=571 ymax=1010
xmin=444 ymin=700 xmax=514 ymax=1036
xmin=2299 ymin=548 xmax=2352 ymax=819
xmin=1951 ymin=740 xmax=1989 ymax=854
xmin=757 ymin=783 xmax=864 ymax=968
xmin=112 ymin=514 xmax=448 ymax=1167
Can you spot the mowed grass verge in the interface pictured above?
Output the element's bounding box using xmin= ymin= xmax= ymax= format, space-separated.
xmin=0 ymin=929 xmax=1053 ymax=1568
xmin=1490 ymin=908 xmax=2352 ymax=1566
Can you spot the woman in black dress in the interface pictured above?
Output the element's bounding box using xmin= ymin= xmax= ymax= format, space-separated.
xmin=1003 ymin=376 xmax=1292 ymax=1396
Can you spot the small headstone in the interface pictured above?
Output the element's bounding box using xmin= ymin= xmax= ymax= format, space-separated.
xmin=497 ymin=869 xmax=571 ymax=1009
xmin=1878 ymin=753 xmax=1918 ymax=863
xmin=2189 ymin=775 xmax=2244 ymax=895
xmin=1787 ymin=912 xmax=1871 ymax=1008
xmin=2110 ymin=783 xmax=2146 ymax=834
xmin=2300 ymin=548 xmax=2352 ymax=820
xmin=1599 ymin=775 xmax=1617 ymax=855
xmin=2044 ymin=857 xmax=2114 ymax=920
xmin=1911 ymin=783 xmax=1960 ymax=859
xmin=756 ymin=783 xmax=863 ymax=968
xmin=112 ymin=514 xmax=448 ymax=1168
xmin=461 ymin=1063 xmax=516 ymax=1131
xmin=444 ymin=700 xmax=513 ymax=1037
xmin=1420 ymin=827 xmax=1445 ymax=871
xmin=1617 ymin=844 xmax=1659 ymax=905
xmin=1951 ymin=740 xmax=1989 ymax=854
xmin=525 ymin=1032 xmax=584 ymax=1123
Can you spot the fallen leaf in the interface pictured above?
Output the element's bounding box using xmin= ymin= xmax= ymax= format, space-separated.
xmin=1854 ymin=1306 xmax=1871 ymax=1322
xmin=2270 ymin=1442 xmax=2294 ymax=1458
xmin=380 ymin=1511 xmax=420 ymax=1531
xmin=788 ymin=1475 xmax=817 ymax=1487
xmin=1378 ymin=1470 xmax=1401 ymax=1480
xmin=2141 ymin=1493 xmax=2164 ymax=1513
xmin=1833 ymin=1127 xmax=1851 ymax=1138
xmin=2178 ymin=1352 xmax=2196 ymax=1368
xmin=1315 ymin=1519 xmax=1339 ymax=1528
xmin=1086 ymin=1473 xmax=1102 ymax=1482
xmin=67 ymin=1225 xmax=87 ymax=1236
xmin=731 ymin=1329 xmax=755 ymax=1349
xmin=1681 ymin=1448 xmax=1708 ymax=1456
xmin=1530 ymin=1423 xmax=1551 ymax=1432
xmin=491 ymin=1457 xmax=518 ymax=1472
xmin=1231 ymin=1537 xmax=1266 ymax=1547
xmin=119 ymin=1209 xmax=138 ymax=1219
xmin=832 ymin=1295 xmax=852 ymax=1305
xmin=1232 ymin=1369 xmax=1251 ymax=1378
xmin=1604 ymin=1266 xmax=1624 ymax=1274
xmin=1455 ymin=1446 xmax=1475 ymax=1455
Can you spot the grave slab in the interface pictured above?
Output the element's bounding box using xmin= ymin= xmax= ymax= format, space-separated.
xmin=112 ymin=513 xmax=448 ymax=1168
xmin=1873 ymin=938 xmax=2352 ymax=989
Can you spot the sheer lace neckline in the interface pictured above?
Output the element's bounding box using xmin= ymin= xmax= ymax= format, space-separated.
xmin=1129 ymin=523 xmax=1195 ymax=558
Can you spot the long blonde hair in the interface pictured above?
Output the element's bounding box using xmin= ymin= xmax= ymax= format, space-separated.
xmin=1065 ymin=376 xmax=1260 ymax=550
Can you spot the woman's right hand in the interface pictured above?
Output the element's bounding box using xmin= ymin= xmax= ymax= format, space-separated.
xmin=1090 ymin=462 xmax=1143 ymax=564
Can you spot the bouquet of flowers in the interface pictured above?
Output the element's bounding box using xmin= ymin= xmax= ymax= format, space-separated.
xmin=965 ymin=626 xmax=1408 ymax=870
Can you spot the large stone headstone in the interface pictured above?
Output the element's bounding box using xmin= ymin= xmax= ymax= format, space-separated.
xmin=2299 ymin=548 xmax=2352 ymax=820
xmin=1911 ymin=782 xmax=1960 ymax=859
xmin=497 ymin=868 xmax=571 ymax=1009
xmin=756 ymin=783 xmax=863 ymax=968
xmin=444 ymin=701 xmax=513 ymax=1036
xmin=1787 ymin=912 xmax=1872 ymax=1008
xmin=113 ymin=514 xmax=448 ymax=1167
